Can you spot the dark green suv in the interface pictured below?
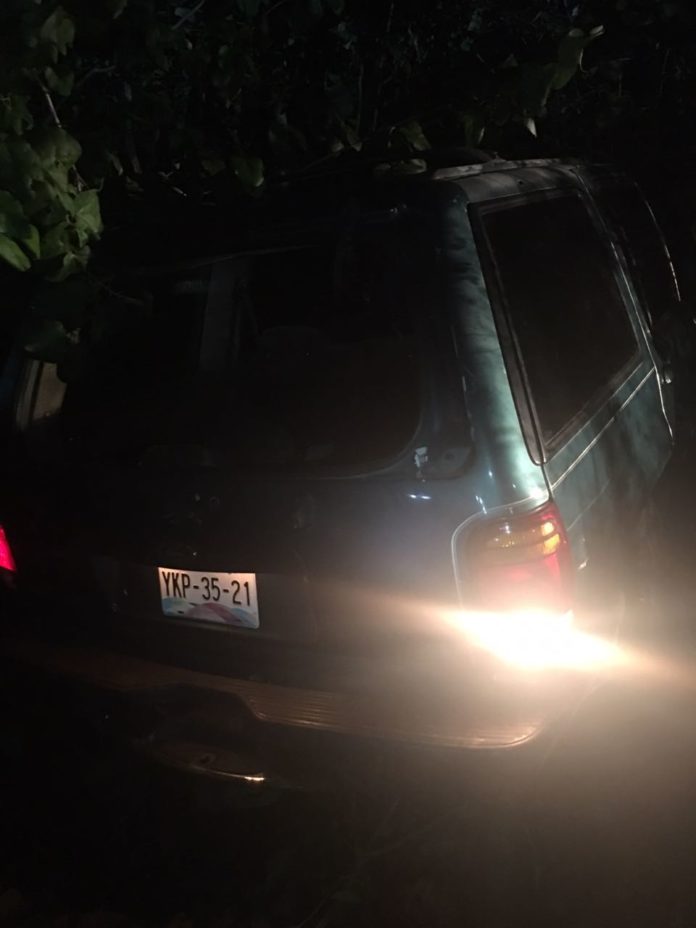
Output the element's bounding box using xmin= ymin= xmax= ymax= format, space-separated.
xmin=0 ymin=154 xmax=685 ymax=784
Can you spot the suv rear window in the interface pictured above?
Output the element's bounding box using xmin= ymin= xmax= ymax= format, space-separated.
xmin=61 ymin=220 xmax=423 ymax=472
xmin=478 ymin=193 xmax=639 ymax=446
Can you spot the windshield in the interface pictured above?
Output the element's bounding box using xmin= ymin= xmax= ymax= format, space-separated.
xmin=61 ymin=219 xmax=424 ymax=472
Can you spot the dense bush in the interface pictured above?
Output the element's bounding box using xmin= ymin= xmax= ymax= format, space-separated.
xmin=0 ymin=0 xmax=694 ymax=365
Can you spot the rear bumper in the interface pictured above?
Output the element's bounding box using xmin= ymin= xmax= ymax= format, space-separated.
xmin=0 ymin=634 xmax=575 ymax=758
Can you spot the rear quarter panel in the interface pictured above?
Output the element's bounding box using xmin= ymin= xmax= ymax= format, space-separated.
xmin=455 ymin=164 xmax=672 ymax=598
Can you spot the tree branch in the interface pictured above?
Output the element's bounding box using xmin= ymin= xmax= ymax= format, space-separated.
xmin=266 ymin=0 xmax=292 ymax=16
xmin=173 ymin=0 xmax=206 ymax=30
xmin=40 ymin=81 xmax=86 ymax=191
xmin=40 ymin=83 xmax=63 ymax=129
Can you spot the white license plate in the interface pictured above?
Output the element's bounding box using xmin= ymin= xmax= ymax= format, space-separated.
xmin=158 ymin=567 xmax=259 ymax=628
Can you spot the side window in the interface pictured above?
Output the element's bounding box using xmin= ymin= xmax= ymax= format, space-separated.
xmin=596 ymin=183 xmax=679 ymax=331
xmin=478 ymin=193 xmax=640 ymax=447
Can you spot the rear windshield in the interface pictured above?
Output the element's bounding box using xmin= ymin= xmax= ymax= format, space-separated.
xmin=478 ymin=193 xmax=639 ymax=446
xmin=61 ymin=220 xmax=424 ymax=472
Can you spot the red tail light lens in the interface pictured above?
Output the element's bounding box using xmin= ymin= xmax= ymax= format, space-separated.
xmin=0 ymin=526 xmax=16 ymax=573
xmin=465 ymin=502 xmax=572 ymax=613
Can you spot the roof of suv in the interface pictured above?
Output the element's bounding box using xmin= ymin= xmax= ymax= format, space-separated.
xmin=99 ymin=150 xmax=582 ymax=271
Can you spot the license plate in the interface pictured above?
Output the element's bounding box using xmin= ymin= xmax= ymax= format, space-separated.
xmin=158 ymin=567 xmax=259 ymax=628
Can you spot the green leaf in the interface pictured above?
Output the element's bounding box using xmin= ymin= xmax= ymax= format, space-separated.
xmin=400 ymin=120 xmax=430 ymax=151
xmin=26 ymin=179 xmax=74 ymax=222
xmin=0 ymin=95 xmax=33 ymax=135
xmin=44 ymin=163 xmax=71 ymax=196
xmin=32 ymin=128 xmax=82 ymax=168
xmin=335 ymin=119 xmax=361 ymax=151
xmin=50 ymin=247 xmax=90 ymax=281
xmin=55 ymin=131 xmax=82 ymax=166
xmin=0 ymin=142 xmax=43 ymax=191
xmin=44 ymin=65 xmax=75 ymax=96
xmin=0 ymin=191 xmax=30 ymax=238
xmin=21 ymin=224 xmax=40 ymax=259
xmin=230 ymin=154 xmax=265 ymax=190
xmin=552 ymin=26 xmax=604 ymax=91
xmin=0 ymin=193 xmax=39 ymax=260
xmin=394 ymin=120 xmax=430 ymax=152
xmin=0 ymin=234 xmax=31 ymax=272
xmin=557 ymin=28 xmax=587 ymax=68
xmin=40 ymin=221 xmax=71 ymax=260
xmin=73 ymin=189 xmax=102 ymax=239
xmin=39 ymin=7 xmax=76 ymax=59
xmin=551 ymin=66 xmax=579 ymax=91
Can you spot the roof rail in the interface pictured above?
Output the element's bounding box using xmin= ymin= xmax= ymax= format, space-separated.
xmin=271 ymin=145 xmax=499 ymax=187
xmin=431 ymin=156 xmax=567 ymax=181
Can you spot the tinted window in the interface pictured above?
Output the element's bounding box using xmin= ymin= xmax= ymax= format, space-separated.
xmin=597 ymin=184 xmax=678 ymax=329
xmin=61 ymin=221 xmax=423 ymax=471
xmin=480 ymin=194 xmax=639 ymax=445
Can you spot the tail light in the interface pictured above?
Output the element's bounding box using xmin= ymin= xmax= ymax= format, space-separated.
xmin=0 ymin=526 xmax=16 ymax=574
xmin=464 ymin=502 xmax=572 ymax=613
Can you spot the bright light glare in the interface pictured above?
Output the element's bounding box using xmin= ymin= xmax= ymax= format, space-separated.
xmin=446 ymin=608 xmax=624 ymax=672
